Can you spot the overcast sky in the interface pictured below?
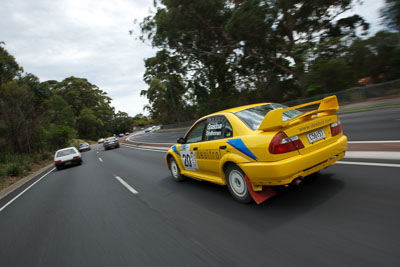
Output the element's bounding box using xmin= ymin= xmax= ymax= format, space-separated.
xmin=0 ymin=0 xmax=386 ymax=116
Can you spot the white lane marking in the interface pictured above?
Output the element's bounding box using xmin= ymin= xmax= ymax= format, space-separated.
xmin=345 ymin=151 xmax=400 ymax=160
xmin=0 ymin=167 xmax=56 ymax=213
xmin=120 ymin=144 xmax=167 ymax=153
xmin=98 ymin=157 xmax=103 ymax=162
xmin=337 ymin=161 xmax=400 ymax=168
xmin=97 ymin=151 xmax=99 ymax=154
xmin=114 ymin=176 xmax=138 ymax=194
xmin=348 ymin=140 xmax=400 ymax=144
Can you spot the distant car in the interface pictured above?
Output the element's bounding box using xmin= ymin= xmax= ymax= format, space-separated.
xmin=125 ymin=132 xmax=130 ymax=135
xmin=144 ymin=127 xmax=152 ymax=133
xmin=98 ymin=138 xmax=104 ymax=144
xmin=78 ymin=142 xmax=91 ymax=152
xmin=104 ymin=137 xmax=120 ymax=150
xmin=165 ymin=95 xmax=347 ymax=204
xmin=119 ymin=133 xmax=124 ymax=137
xmin=54 ymin=147 xmax=82 ymax=170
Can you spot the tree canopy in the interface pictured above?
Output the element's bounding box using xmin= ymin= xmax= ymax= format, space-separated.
xmin=138 ymin=0 xmax=400 ymax=124
xmin=0 ymin=43 xmax=142 ymax=155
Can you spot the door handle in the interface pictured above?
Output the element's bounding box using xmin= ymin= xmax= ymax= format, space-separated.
xmin=193 ymin=147 xmax=198 ymax=151
xmin=219 ymin=145 xmax=227 ymax=150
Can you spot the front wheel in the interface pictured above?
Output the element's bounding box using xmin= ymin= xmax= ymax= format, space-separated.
xmin=226 ymin=165 xmax=252 ymax=203
xmin=169 ymin=157 xmax=185 ymax=182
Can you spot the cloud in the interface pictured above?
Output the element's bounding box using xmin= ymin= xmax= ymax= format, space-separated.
xmin=0 ymin=0 xmax=155 ymax=116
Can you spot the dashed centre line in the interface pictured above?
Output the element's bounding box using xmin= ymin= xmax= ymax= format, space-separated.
xmin=98 ymin=157 xmax=103 ymax=162
xmin=114 ymin=175 xmax=138 ymax=195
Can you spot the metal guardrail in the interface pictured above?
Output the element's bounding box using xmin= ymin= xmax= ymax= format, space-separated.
xmin=161 ymin=79 xmax=400 ymax=128
xmin=283 ymin=79 xmax=400 ymax=107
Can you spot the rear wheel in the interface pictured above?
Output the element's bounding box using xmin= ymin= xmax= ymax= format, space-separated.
xmin=169 ymin=157 xmax=185 ymax=182
xmin=226 ymin=165 xmax=252 ymax=203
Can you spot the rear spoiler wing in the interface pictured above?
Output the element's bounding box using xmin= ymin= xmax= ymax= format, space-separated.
xmin=258 ymin=95 xmax=339 ymax=131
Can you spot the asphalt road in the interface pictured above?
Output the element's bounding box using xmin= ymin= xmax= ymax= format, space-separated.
xmin=130 ymin=107 xmax=400 ymax=143
xmin=340 ymin=107 xmax=400 ymax=141
xmin=1 ymin=141 xmax=400 ymax=266
xmin=1 ymin=107 xmax=400 ymax=266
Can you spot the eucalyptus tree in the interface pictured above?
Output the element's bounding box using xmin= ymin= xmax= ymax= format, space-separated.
xmin=139 ymin=0 xmax=369 ymax=117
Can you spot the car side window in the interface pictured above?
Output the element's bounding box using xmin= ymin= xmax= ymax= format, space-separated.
xmin=186 ymin=120 xmax=207 ymax=143
xmin=204 ymin=116 xmax=233 ymax=141
xmin=224 ymin=120 xmax=233 ymax=138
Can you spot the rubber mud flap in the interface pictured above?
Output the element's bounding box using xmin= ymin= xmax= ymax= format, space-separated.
xmin=244 ymin=176 xmax=277 ymax=205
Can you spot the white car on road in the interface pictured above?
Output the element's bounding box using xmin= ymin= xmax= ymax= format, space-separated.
xmin=54 ymin=147 xmax=82 ymax=170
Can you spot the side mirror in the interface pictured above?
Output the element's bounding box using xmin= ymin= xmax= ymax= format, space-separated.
xmin=177 ymin=137 xmax=186 ymax=144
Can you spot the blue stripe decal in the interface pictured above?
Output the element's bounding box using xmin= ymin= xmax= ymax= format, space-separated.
xmin=172 ymin=145 xmax=180 ymax=156
xmin=227 ymin=138 xmax=257 ymax=161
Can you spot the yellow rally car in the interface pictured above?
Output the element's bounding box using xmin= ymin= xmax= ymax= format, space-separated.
xmin=165 ymin=96 xmax=347 ymax=204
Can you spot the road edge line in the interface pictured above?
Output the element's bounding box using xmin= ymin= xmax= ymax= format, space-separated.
xmin=337 ymin=161 xmax=400 ymax=168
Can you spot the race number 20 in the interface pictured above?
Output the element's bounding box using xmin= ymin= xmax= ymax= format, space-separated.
xmin=180 ymin=145 xmax=198 ymax=171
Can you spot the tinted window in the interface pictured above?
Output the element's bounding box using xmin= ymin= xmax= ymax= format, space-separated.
xmin=186 ymin=120 xmax=206 ymax=143
xmin=234 ymin=104 xmax=302 ymax=130
xmin=56 ymin=148 xmax=76 ymax=157
xmin=225 ymin=121 xmax=233 ymax=138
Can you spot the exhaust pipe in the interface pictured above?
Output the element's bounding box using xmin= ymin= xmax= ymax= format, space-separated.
xmin=292 ymin=178 xmax=303 ymax=187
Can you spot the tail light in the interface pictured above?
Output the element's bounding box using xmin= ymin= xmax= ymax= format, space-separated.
xmin=55 ymin=160 xmax=62 ymax=163
xmin=73 ymin=156 xmax=81 ymax=159
xmin=330 ymin=120 xmax=342 ymax=137
xmin=269 ymin=132 xmax=304 ymax=154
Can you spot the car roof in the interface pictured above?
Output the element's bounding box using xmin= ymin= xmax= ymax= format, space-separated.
xmin=218 ymin=103 xmax=272 ymax=113
xmin=193 ymin=103 xmax=273 ymax=121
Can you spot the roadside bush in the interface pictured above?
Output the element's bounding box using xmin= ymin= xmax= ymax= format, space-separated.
xmin=0 ymin=153 xmax=31 ymax=177
xmin=6 ymin=163 xmax=23 ymax=177
xmin=41 ymin=152 xmax=52 ymax=161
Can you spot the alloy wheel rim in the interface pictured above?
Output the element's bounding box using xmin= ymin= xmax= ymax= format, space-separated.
xmin=171 ymin=161 xmax=178 ymax=178
xmin=229 ymin=170 xmax=246 ymax=197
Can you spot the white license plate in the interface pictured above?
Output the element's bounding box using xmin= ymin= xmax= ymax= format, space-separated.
xmin=307 ymin=129 xmax=326 ymax=144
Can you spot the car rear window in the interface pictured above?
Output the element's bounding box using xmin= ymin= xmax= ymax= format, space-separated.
xmin=234 ymin=104 xmax=302 ymax=130
xmin=56 ymin=148 xmax=76 ymax=157
xmin=106 ymin=137 xmax=116 ymax=141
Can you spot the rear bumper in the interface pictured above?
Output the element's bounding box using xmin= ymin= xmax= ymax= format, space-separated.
xmin=104 ymin=143 xmax=120 ymax=149
xmin=239 ymin=135 xmax=347 ymax=186
xmin=55 ymin=158 xmax=82 ymax=168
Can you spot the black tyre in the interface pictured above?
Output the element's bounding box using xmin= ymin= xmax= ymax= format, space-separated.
xmin=169 ymin=157 xmax=185 ymax=182
xmin=56 ymin=166 xmax=61 ymax=171
xmin=225 ymin=165 xmax=252 ymax=203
